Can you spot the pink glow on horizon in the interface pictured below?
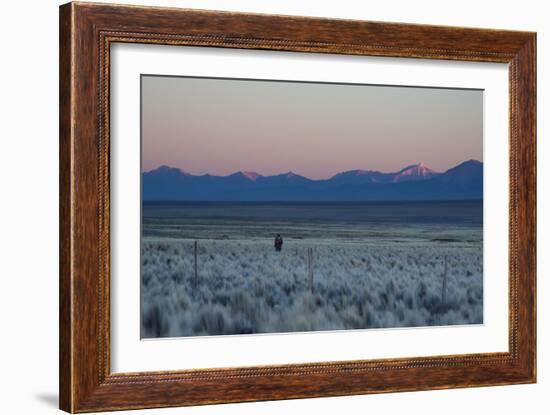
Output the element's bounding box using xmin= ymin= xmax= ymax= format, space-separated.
xmin=142 ymin=76 xmax=482 ymax=180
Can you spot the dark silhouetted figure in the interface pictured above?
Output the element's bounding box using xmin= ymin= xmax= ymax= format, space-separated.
xmin=274 ymin=234 xmax=283 ymax=251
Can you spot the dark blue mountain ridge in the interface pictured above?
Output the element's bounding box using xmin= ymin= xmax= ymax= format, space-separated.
xmin=142 ymin=160 xmax=483 ymax=201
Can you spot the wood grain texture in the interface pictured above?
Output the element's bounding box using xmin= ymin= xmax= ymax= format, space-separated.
xmin=59 ymin=3 xmax=73 ymax=411
xmin=59 ymin=2 xmax=537 ymax=412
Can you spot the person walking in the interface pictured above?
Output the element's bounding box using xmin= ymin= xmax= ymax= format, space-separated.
xmin=274 ymin=234 xmax=283 ymax=251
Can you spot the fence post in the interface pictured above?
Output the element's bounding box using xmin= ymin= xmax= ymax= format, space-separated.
xmin=194 ymin=240 xmax=198 ymax=290
xmin=441 ymin=255 xmax=448 ymax=308
xmin=308 ymin=247 xmax=314 ymax=292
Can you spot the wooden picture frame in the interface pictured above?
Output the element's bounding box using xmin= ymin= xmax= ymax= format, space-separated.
xmin=59 ymin=2 xmax=536 ymax=412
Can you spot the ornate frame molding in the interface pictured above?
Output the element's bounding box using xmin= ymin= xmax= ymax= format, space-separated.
xmin=60 ymin=2 xmax=536 ymax=412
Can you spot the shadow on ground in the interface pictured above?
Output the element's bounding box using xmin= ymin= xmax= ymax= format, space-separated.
xmin=35 ymin=393 xmax=58 ymax=408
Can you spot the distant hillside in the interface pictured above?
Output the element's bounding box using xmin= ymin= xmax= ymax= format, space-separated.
xmin=142 ymin=160 xmax=483 ymax=201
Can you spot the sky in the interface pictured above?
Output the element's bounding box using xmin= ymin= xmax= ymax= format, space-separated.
xmin=142 ymin=75 xmax=482 ymax=179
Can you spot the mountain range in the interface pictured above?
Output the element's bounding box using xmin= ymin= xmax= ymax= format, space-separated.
xmin=142 ymin=160 xmax=483 ymax=202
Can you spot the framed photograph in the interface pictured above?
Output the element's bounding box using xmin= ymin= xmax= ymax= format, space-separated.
xmin=59 ymin=2 xmax=536 ymax=412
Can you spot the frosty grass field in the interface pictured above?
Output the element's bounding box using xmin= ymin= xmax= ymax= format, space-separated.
xmin=141 ymin=202 xmax=483 ymax=338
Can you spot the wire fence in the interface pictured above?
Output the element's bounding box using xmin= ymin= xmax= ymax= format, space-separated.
xmin=187 ymin=240 xmax=451 ymax=306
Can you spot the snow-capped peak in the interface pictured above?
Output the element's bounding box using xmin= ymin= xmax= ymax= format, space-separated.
xmin=146 ymin=165 xmax=191 ymax=176
xmin=241 ymin=171 xmax=262 ymax=181
xmin=392 ymin=163 xmax=438 ymax=182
